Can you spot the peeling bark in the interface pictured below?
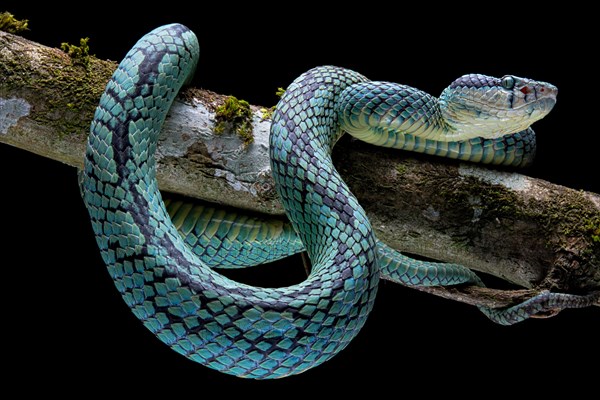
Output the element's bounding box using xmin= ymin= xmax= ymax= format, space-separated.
xmin=1 ymin=31 xmax=598 ymax=311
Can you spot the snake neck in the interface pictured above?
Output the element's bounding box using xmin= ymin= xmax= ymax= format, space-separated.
xmin=336 ymin=81 xmax=540 ymax=166
xmin=336 ymin=81 xmax=457 ymax=146
xmin=337 ymin=78 xmax=555 ymax=151
xmin=336 ymin=80 xmax=541 ymax=149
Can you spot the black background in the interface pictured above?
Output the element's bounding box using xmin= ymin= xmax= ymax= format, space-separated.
xmin=2 ymin=3 xmax=598 ymax=394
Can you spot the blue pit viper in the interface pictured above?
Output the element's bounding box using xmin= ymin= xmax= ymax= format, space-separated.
xmin=80 ymin=23 xmax=598 ymax=379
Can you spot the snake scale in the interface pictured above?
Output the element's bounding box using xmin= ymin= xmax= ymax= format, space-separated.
xmin=80 ymin=23 xmax=598 ymax=379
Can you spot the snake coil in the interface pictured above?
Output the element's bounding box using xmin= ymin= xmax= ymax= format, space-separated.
xmin=81 ymin=23 xmax=597 ymax=379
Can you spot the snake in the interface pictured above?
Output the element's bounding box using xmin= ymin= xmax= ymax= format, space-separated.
xmin=80 ymin=23 xmax=598 ymax=379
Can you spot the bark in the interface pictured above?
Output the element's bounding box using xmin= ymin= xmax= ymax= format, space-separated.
xmin=1 ymin=31 xmax=598 ymax=311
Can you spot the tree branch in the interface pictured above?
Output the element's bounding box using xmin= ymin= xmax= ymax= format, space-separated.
xmin=1 ymin=31 xmax=598 ymax=311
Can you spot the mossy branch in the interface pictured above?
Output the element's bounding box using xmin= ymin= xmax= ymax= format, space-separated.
xmin=1 ymin=30 xmax=598 ymax=314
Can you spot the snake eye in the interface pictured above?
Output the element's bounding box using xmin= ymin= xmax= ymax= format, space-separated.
xmin=501 ymin=76 xmax=515 ymax=90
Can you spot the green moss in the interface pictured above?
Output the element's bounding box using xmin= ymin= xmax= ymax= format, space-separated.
xmin=259 ymin=107 xmax=273 ymax=121
xmin=583 ymin=217 xmax=600 ymax=243
xmin=260 ymin=87 xmax=286 ymax=121
xmin=214 ymin=96 xmax=254 ymax=144
xmin=60 ymin=37 xmax=91 ymax=68
xmin=394 ymin=163 xmax=408 ymax=176
xmin=535 ymin=190 xmax=600 ymax=246
xmin=0 ymin=12 xmax=28 ymax=34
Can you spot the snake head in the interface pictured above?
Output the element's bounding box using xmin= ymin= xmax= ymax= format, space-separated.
xmin=439 ymin=74 xmax=558 ymax=139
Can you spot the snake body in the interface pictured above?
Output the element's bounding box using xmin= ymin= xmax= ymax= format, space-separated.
xmin=82 ymin=23 xmax=377 ymax=379
xmin=81 ymin=24 xmax=594 ymax=379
